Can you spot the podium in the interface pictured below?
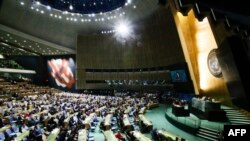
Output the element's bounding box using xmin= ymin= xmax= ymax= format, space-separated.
xmin=172 ymin=104 xmax=190 ymax=117
xmin=191 ymin=98 xmax=226 ymax=121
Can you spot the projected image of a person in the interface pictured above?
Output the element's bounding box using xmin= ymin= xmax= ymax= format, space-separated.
xmin=175 ymin=72 xmax=181 ymax=81
xmin=48 ymin=59 xmax=75 ymax=89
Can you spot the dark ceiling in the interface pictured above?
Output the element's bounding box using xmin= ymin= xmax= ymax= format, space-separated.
xmin=39 ymin=0 xmax=126 ymax=14
xmin=194 ymin=0 xmax=250 ymax=27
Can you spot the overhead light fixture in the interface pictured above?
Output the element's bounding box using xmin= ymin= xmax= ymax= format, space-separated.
xmin=69 ymin=5 xmax=73 ymax=10
xmin=46 ymin=6 xmax=51 ymax=10
xmin=0 ymin=42 xmax=9 ymax=46
xmin=18 ymin=0 xmax=133 ymax=24
xmin=115 ymin=21 xmax=132 ymax=38
xmin=0 ymin=54 xmax=4 ymax=59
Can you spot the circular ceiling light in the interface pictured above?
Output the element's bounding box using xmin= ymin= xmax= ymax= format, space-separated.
xmin=38 ymin=0 xmax=127 ymax=14
xmin=115 ymin=23 xmax=131 ymax=38
xmin=114 ymin=20 xmax=135 ymax=44
xmin=69 ymin=5 xmax=73 ymax=10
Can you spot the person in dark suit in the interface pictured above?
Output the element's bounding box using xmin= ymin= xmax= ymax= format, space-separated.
xmin=59 ymin=115 xmax=65 ymax=126
xmin=28 ymin=127 xmax=36 ymax=141
xmin=47 ymin=117 xmax=57 ymax=131
xmin=34 ymin=125 xmax=43 ymax=141
xmin=0 ymin=118 xmax=3 ymax=128
xmin=57 ymin=126 xmax=68 ymax=141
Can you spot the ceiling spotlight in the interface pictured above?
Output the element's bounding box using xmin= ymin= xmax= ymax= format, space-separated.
xmin=69 ymin=5 xmax=73 ymax=10
xmin=47 ymin=6 xmax=51 ymax=10
xmin=115 ymin=21 xmax=132 ymax=38
xmin=20 ymin=2 xmax=25 ymax=5
xmin=63 ymin=11 xmax=69 ymax=15
xmin=36 ymin=1 xmax=40 ymax=5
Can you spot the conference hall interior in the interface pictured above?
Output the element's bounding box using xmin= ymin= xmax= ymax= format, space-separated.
xmin=1 ymin=0 xmax=250 ymax=141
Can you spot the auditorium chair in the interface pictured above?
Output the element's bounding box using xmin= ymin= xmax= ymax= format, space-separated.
xmin=11 ymin=124 xmax=19 ymax=133
xmin=5 ymin=128 xmax=16 ymax=139
xmin=88 ymin=135 xmax=95 ymax=141
xmin=0 ymin=132 xmax=5 ymax=141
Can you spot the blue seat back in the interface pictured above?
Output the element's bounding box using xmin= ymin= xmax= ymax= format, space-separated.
xmin=5 ymin=129 xmax=13 ymax=136
xmin=0 ymin=132 xmax=5 ymax=140
xmin=12 ymin=125 xmax=19 ymax=133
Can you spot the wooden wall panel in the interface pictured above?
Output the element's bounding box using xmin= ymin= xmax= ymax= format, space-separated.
xmin=169 ymin=0 xmax=231 ymax=105
xmin=76 ymin=7 xmax=185 ymax=89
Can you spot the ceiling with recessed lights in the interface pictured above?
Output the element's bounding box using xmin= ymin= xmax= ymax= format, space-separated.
xmin=39 ymin=0 xmax=127 ymax=14
xmin=0 ymin=0 xmax=159 ymax=56
xmin=0 ymin=24 xmax=76 ymax=56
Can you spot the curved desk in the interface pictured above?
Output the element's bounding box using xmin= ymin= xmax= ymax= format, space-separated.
xmin=139 ymin=107 xmax=146 ymax=114
xmin=15 ymin=130 xmax=30 ymax=141
xmin=139 ymin=114 xmax=153 ymax=132
xmin=158 ymin=130 xmax=186 ymax=141
xmin=172 ymin=103 xmax=190 ymax=117
xmin=132 ymin=131 xmax=152 ymax=141
xmin=78 ymin=129 xmax=87 ymax=141
xmin=46 ymin=128 xmax=60 ymax=141
xmin=103 ymin=130 xmax=118 ymax=141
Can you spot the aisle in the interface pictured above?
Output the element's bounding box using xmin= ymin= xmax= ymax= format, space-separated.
xmin=93 ymin=117 xmax=105 ymax=141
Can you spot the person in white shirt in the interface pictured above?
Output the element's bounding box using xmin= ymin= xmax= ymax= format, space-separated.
xmin=21 ymin=123 xmax=29 ymax=132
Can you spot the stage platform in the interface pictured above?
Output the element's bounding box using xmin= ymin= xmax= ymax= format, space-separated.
xmin=165 ymin=107 xmax=229 ymax=132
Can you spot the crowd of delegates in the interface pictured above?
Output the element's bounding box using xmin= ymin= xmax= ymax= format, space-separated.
xmin=0 ymin=59 xmax=24 ymax=69
xmin=0 ymin=78 xmax=59 ymax=100
xmin=0 ymin=92 xmax=156 ymax=141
